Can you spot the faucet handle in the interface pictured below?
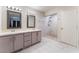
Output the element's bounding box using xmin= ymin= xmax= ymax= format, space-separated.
xmin=11 ymin=29 xmax=15 ymax=32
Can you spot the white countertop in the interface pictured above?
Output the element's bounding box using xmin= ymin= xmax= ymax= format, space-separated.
xmin=0 ymin=29 xmax=41 ymax=36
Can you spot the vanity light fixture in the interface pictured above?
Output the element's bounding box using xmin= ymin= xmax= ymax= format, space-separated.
xmin=7 ymin=6 xmax=12 ymax=10
xmin=7 ymin=6 xmax=10 ymax=9
xmin=7 ymin=6 xmax=22 ymax=12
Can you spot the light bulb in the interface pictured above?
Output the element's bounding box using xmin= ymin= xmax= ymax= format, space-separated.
xmin=16 ymin=8 xmax=19 ymax=10
xmin=10 ymin=6 xmax=12 ymax=10
xmin=19 ymin=9 xmax=22 ymax=11
xmin=12 ymin=7 xmax=15 ymax=10
xmin=7 ymin=6 xmax=11 ymax=9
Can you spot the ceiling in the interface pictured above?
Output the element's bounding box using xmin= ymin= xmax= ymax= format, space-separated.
xmin=28 ymin=6 xmax=54 ymax=12
xmin=28 ymin=6 xmax=77 ymax=13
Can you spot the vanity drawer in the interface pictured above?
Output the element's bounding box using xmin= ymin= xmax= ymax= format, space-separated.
xmin=24 ymin=32 xmax=31 ymax=37
xmin=24 ymin=41 xmax=31 ymax=47
xmin=14 ymin=34 xmax=23 ymax=38
xmin=24 ymin=36 xmax=31 ymax=42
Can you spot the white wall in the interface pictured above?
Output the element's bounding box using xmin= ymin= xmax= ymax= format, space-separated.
xmin=76 ymin=7 xmax=79 ymax=47
xmin=0 ymin=7 xmax=2 ymax=32
xmin=0 ymin=6 xmax=44 ymax=32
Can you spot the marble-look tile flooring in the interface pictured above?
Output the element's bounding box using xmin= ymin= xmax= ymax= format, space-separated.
xmin=19 ymin=36 xmax=79 ymax=53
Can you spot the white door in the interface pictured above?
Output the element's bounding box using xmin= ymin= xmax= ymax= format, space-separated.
xmin=77 ymin=8 xmax=79 ymax=47
xmin=60 ymin=9 xmax=77 ymax=47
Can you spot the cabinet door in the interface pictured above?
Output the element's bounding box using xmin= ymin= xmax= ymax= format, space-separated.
xmin=24 ymin=41 xmax=31 ymax=47
xmin=32 ymin=32 xmax=38 ymax=44
xmin=0 ymin=36 xmax=13 ymax=53
xmin=37 ymin=31 xmax=41 ymax=42
xmin=14 ymin=34 xmax=23 ymax=51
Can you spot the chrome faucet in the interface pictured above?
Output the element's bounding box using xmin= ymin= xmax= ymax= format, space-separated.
xmin=11 ymin=29 xmax=15 ymax=32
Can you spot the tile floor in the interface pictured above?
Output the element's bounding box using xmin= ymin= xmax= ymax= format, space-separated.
xmin=19 ymin=36 xmax=79 ymax=53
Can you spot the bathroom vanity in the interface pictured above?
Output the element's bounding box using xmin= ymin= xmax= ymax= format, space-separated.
xmin=0 ymin=29 xmax=41 ymax=53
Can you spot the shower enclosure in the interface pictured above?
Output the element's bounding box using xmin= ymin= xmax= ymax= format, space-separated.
xmin=42 ymin=14 xmax=58 ymax=37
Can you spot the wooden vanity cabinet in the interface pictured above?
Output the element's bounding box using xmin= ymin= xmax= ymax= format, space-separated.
xmin=23 ymin=31 xmax=41 ymax=48
xmin=0 ymin=31 xmax=41 ymax=53
xmin=23 ymin=32 xmax=31 ymax=48
xmin=0 ymin=36 xmax=14 ymax=53
xmin=14 ymin=34 xmax=23 ymax=51
xmin=0 ymin=34 xmax=24 ymax=53
xmin=31 ymin=31 xmax=41 ymax=44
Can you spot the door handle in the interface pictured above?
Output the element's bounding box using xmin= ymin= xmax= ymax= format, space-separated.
xmin=61 ymin=27 xmax=64 ymax=30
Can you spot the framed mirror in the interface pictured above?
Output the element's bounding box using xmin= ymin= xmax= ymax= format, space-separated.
xmin=27 ymin=15 xmax=35 ymax=28
xmin=7 ymin=10 xmax=21 ymax=29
